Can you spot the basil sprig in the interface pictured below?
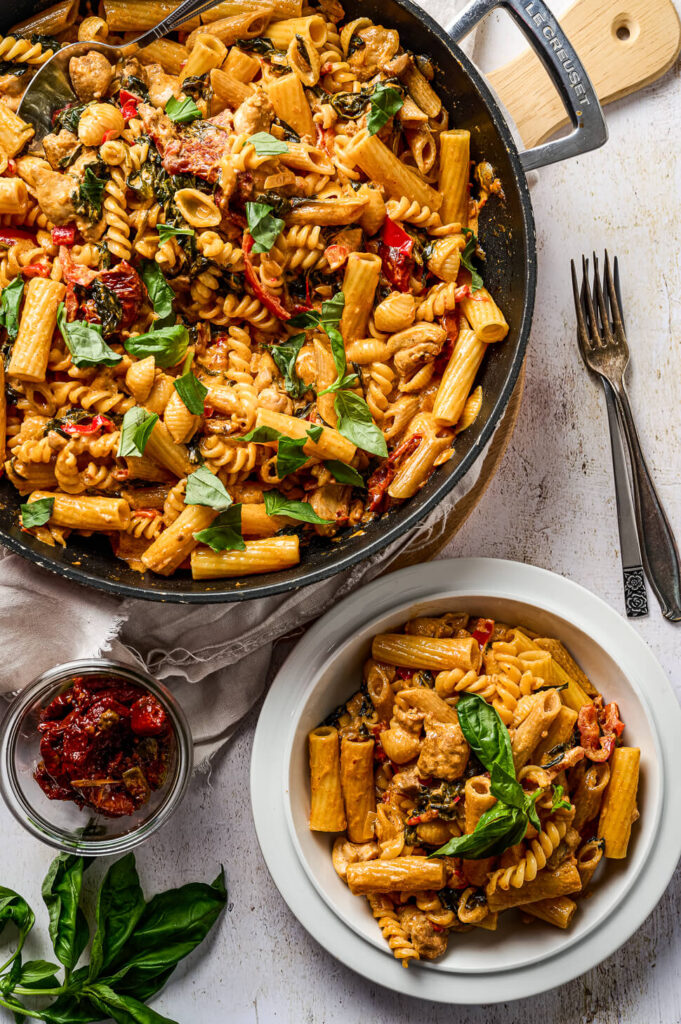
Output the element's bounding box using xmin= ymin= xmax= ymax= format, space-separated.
xmin=430 ymin=694 xmax=548 ymax=860
xmin=241 ymin=424 xmax=322 ymax=479
xmin=367 ymin=82 xmax=404 ymax=135
xmin=185 ymin=465 xmax=232 ymax=510
xmin=124 ymin=324 xmax=189 ymax=368
xmin=324 ymin=460 xmax=365 ymax=487
xmin=140 ymin=259 xmax=175 ymax=327
xmin=246 ymin=201 xmax=284 ymax=253
xmin=194 ymin=504 xmax=245 ymax=552
xmin=0 ymin=277 xmax=23 ymax=339
xmin=20 ymin=496 xmax=54 ymax=529
xmin=157 ymin=222 xmax=195 ymax=245
xmin=460 ymin=229 xmax=484 ymax=291
xmin=165 ymin=95 xmax=202 ymax=124
xmin=117 ymin=406 xmax=158 ymax=458
xmin=271 ymin=332 xmax=307 ymax=398
xmin=263 ymin=489 xmax=332 ymax=524
xmin=0 ymin=851 xmax=226 ymax=1023
xmin=248 ymin=131 xmax=288 ymax=156
xmin=57 ymin=303 xmax=122 ymax=368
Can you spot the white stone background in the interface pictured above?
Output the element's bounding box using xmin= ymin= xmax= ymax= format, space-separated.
xmin=3 ymin=1 xmax=681 ymax=1021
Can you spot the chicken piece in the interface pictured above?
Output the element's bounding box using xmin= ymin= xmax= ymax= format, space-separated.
xmin=144 ymin=64 xmax=181 ymax=109
xmin=256 ymin=386 xmax=292 ymax=415
xmin=23 ymin=163 xmax=77 ymax=225
xmin=69 ymin=51 xmax=113 ymax=101
xmin=40 ymin=130 xmax=80 ymax=170
xmin=390 ymin=766 xmax=423 ymax=797
xmin=394 ymin=340 xmax=441 ymax=378
xmin=332 ymin=837 xmax=378 ymax=882
xmin=294 ymin=343 xmax=316 ymax=387
xmin=309 ymin=483 xmax=350 ymax=530
xmin=398 ymin=907 xmax=448 ymax=960
xmin=417 ymin=713 xmax=469 ymax=782
xmin=233 ymin=90 xmax=274 ymax=136
xmin=137 ymin=102 xmax=177 ymax=153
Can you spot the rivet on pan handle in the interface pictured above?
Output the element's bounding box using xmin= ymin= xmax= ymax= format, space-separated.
xmin=448 ymin=0 xmax=607 ymax=171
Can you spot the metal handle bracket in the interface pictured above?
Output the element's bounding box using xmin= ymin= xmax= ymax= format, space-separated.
xmin=448 ymin=0 xmax=607 ymax=171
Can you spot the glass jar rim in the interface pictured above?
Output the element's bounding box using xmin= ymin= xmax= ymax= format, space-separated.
xmin=0 ymin=659 xmax=193 ymax=856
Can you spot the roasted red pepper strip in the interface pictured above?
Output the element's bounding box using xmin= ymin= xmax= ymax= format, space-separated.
xmin=577 ymin=697 xmax=625 ymax=762
xmin=379 ymin=217 xmax=414 ymax=293
xmin=1 ymin=158 xmax=16 ymax=177
xmin=119 ymin=90 xmax=140 ymax=122
xmin=0 ymin=227 xmax=36 ymax=245
xmin=52 ymin=225 xmax=76 ymax=247
xmin=60 ymin=414 xmax=115 ymax=436
xmin=471 ymin=618 xmax=494 ymax=648
xmin=366 ymin=433 xmax=422 ymax=514
xmin=242 ymin=231 xmax=291 ymax=321
xmin=22 ymin=263 xmax=50 ymax=278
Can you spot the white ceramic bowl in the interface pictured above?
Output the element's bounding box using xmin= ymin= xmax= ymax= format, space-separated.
xmin=251 ymin=559 xmax=681 ymax=1002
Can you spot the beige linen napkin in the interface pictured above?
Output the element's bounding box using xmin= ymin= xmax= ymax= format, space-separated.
xmin=0 ymin=0 xmax=490 ymax=763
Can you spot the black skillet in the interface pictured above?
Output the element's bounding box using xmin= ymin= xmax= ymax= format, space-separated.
xmin=0 ymin=0 xmax=606 ymax=602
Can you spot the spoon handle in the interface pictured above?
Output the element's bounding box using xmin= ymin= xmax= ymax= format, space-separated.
xmin=132 ymin=0 xmax=224 ymax=48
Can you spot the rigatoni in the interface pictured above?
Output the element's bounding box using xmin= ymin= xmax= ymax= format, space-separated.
xmin=8 ymin=279 xmax=64 ymax=383
xmin=309 ymin=727 xmax=346 ymax=832
xmin=346 ymin=858 xmax=446 ymax=895
xmin=28 ymin=492 xmax=131 ymax=531
xmin=340 ymin=736 xmax=375 ymax=843
xmin=191 ymin=536 xmax=300 ymax=578
xmin=598 ymin=747 xmax=640 ymax=858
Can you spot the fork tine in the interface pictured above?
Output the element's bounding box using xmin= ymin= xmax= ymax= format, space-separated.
xmin=592 ymin=252 xmax=614 ymax=344
xmin=613 ymin=256 xmax=626 ymax=333
xmin=603 ymin=250 xmax=626 ymax=335
xmin=571 ymin=258 xmax=592 ymax=355
xmin=582 ymin=254 xmax=602 ymax=347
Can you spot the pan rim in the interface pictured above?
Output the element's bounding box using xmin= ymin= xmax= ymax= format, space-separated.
xmin=0 ymin=1 xmax=537 ymax=603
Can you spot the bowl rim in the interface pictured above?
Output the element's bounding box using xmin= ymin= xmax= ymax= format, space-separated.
xmin=251 ymin=558 xmax=681 ymax=1002
xmin=0 ymin=658 xmax=193 ymax=856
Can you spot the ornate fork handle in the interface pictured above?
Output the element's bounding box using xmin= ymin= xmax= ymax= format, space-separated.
xmin=609 ymin=379 xmax=681 ymax=621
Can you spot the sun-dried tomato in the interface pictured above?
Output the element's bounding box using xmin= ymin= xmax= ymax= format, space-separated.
xmin=578 ymin=696 xmax=625 ymax=762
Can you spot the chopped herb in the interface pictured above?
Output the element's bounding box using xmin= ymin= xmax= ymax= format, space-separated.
xmin=89 ymin=278 xmax=123 ymax=336
xmin=185 ymin=465 xmax=232 ymax=510
xmin=165 ymin=95 xmax=202 ymax=124
xmin=140 ymin=259 xmax=175 ymax=327
xmin=157 ymin=223 xmax=195 ymax=245
xmin=0 ymin=277 xmax=23 ymax=340
xmin=57 ymin=304 xmax=122 ymax=368
xmin=271 ymin=332 xmax=307 ymax=398
xmin=54 ymin=102 xmax=86 ymax=134
xmin=20 ymin=496 xmax=54 ymax=529
xmin=324 ymin=460 xmax=365 ymax=487
xmin=248 ymin=131 xmax=289 ymax=156
xmin=73 ymin=166 xmax=107 ymax=220
xmin=193 ymin=504 xmax=245 ymax=552
xmin=550 ymin=784 xmax=572 ymax=813
xmin=0 ymin=62 xmax=30 ymax=77
xmin=119 ymin=72 xmax=148 ymax=99
xmin=124 ymin=324 xmax=189 ymax=368
xmin=245 ymin=201 xmax=284 ymax=254
xmin=263 ymin=490 xmax=332 ymax=524
xmin=460 ymin=229 xmax=484 ymax=291
xmin=235 ymin=36 xmax=278 ymax=54
xmin=117 ymin=406 xmax=159 ymax=458
xmin=367 ymin=82 xmax=404 ymax=134
xmin=58 ymin=142 xmax=83 ymax=169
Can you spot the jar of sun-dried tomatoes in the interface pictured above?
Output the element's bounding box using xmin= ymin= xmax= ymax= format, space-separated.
xmin=0 ymin=660 xmax=192 ymax=855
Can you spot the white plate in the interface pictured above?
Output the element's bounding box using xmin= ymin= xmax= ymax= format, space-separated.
xmin=251 ymin=559 xmax=681 ymax=1003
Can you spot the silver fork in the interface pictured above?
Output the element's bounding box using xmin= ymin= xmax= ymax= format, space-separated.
xmin=17 ymin=0 xmax=224 ymax=146
xmin=572 ymin=252 xmax=681 ymax=621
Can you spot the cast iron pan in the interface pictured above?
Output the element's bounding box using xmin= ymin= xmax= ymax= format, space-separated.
xmin=0 ymin=0 xmax=606 ymax=601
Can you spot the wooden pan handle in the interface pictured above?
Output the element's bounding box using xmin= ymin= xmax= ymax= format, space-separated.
xmin=488 ymin=0 xmax=681 ymax=148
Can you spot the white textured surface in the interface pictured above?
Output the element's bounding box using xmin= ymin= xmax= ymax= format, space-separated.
xmin=3 ymin=3 xmax=681 ymax=1021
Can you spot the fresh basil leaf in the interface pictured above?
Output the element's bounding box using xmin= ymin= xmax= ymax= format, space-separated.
xmin=317 ymin=371 xmax=359 ymax=397
xmin=430 ymin=803 xmax=528 ymax=860
xmin=75 ymin=167 xmax=106 ymax=219
xmin=38 ymin=991 xmax=102 ymax=1023
xmin=240 ymin=425 xmax=282 ymax=443
xmin=117 ymin=407 xmax=158 ymax=458
xmin=460 ymin=230 xmax=484 ymax=292
xmin=263 ymin=489 xmax=331 ymax=523
xmin=140 ymin=260 xmax=175 ymax=328
xmin=17 ymin=959 xmax=61 ymax=986
xmin=57 ymin=304 xmax=122 ymax=368
xmin=102 ymin=870 xmax=226 ymax=999
xmin=248 ymin=131 xmax=288 ymax=156
xmin=334 ymin=390 xmax=387 ymax=457
xmin=173 ymin=370 xmax=207 ymax=415
xmin=193 ymin=504 xmax=245 ymax=552
xmin=86 ymin=983 xmax=175 ymax=1024
xmin=288 ymin=309 xmax=320 ymax=329
xmin=306 ymin=424 xmax=323 ymax=442
xmin=271 ymin=333 xmax=307 ymax=398
xmin=165 ymin=95 xmax=201 ymax=124
xmin=456 ymin=692 xmax=515 ymax=778
xmin=0 ymin=277 xmax=24 ymax=340
xmin=324 ymin=460 xmax=364 ymax=487
xmin=367 ymin=83 xmax=403 ymax=135
xmin=276 ymin=435 xmax=308 ymax=478
xmin=88 ymin=853 xmax=145 ymax=982
xmin=41 ymin=854 xmax=91 ymax=971
xmin=551 ymin=784 xmax=571 ymax=813
xmin=156 ymin=223 xmax=195 ymax=245
xmin=320 ymin=293 xmax=346 ymax=380
xmin=0 ymin=886 xmax=34 ymax=954
xmin=245 ymin=201 xmax=284 ymax=254
xmin=320 ymin=292 xmax=345 ymax=330
xmin=185 ymin=466 xmax=232 ymax=510
xmin=489 ymin=761 xmax=527 ymax=811
xmin=124 ymin=325 xmax=189 ymax=368
xmin=20 ymin=497 xmax=54 ymax=529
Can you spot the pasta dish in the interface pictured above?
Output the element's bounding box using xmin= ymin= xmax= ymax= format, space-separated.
xmin=0 ymin=0 xmax=506 ymax=579
xmin=308 ymin=611 xmax=640 ymax=965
